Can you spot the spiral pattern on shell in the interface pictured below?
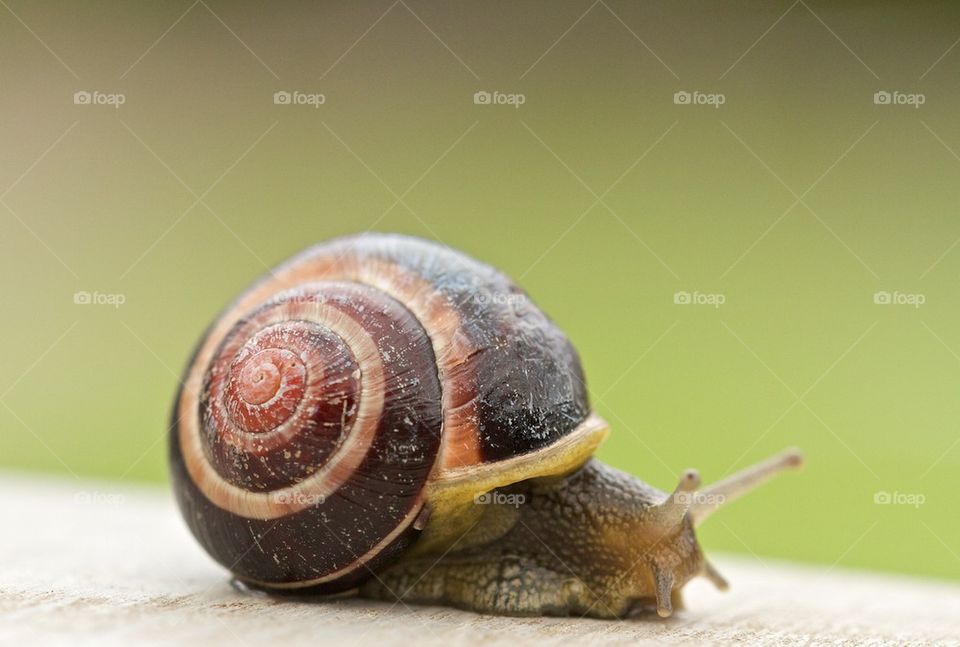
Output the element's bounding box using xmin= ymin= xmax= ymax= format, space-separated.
xmin=170 ymin=234 xmax=593 ymax=592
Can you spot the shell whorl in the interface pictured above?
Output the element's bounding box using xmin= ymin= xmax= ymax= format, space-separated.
xmin=195 ymin=284 xmax=392 ymax=513
xmin=173 ymin=280 xmax=443 ymax=589
xmin=170 ymin=233 xmax=591 ymax=591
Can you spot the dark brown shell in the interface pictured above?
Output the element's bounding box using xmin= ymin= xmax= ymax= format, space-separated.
xmin=169 ymin=233 xmax=591 ymax=591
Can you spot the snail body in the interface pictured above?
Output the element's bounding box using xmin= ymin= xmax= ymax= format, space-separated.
xmin=170 ymin=233 xmax=801 ymax=618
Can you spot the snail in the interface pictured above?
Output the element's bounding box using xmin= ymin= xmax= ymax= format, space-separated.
xmin=170 ymin=233 xmax=802 ymax=619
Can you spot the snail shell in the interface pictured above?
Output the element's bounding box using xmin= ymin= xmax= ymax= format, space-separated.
xmin=170 ymin=233 xmax=596 ymax=591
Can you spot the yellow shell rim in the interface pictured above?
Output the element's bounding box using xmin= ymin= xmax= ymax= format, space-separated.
xmin=411 ymin=412 xmax=610 ymax=554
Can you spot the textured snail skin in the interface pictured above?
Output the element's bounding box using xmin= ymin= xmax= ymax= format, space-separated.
xmin=170 ymin=233 xmax=591 ymax=593
xmin=360 ymin=460 xmax=705 ymax=618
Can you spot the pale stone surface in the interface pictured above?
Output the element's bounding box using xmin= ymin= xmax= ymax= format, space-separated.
xmin=1 ymin=473 xmax=958 ymax=646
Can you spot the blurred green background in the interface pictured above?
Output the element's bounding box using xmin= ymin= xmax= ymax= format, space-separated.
xmin=1 ymin=1 xmax=959 ymax=581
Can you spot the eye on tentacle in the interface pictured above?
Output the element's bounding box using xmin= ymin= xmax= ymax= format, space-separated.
xmin=642 ymin=448 xmax=803 ymax=616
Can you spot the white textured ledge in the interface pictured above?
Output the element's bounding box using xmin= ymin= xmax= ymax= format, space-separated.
xmin=1 ymin=473 xmax=958 ymax=646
